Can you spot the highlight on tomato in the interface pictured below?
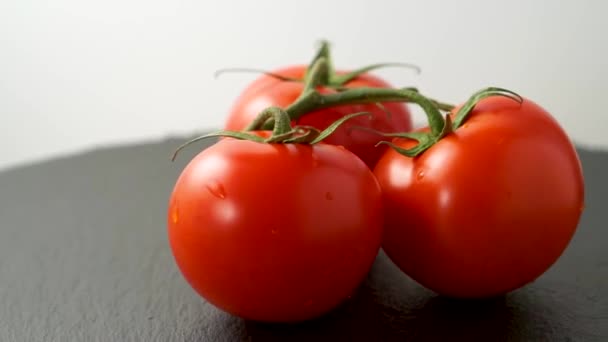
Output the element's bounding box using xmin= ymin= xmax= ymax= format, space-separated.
xmin=373 ymin=87 xmax=585 ymax=298
xmin=167 ymin=108 xmax=384 ymax=323
xmin=220 ymin=40 xmax=421 ymax=168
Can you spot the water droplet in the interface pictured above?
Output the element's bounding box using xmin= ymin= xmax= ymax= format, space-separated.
xmin=304 ymin=299 xmax=313 ymax=307
xmin=325 ymin=192 xmax=333 ymax=200
xmin=416 ymin=170 xmax=425 ymax=180
xmin=171 ymin=205 xmax=179 ymax=224
xmin=206 ymin=181 xmax=226 ymax=199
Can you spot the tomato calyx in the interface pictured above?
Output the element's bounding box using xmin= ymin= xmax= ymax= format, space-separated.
xmin=171 ymin=107 xmax=370 ymax=161
xmin=374 ymin=87 xmax=524 ymax=157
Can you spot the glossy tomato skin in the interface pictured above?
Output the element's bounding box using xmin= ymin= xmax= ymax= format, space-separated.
xmin=224 ymin=66 xmax=413 ymax=168
xmin=168 ymin=137 xmax=384 ymax=322
xmin=374 ymin=96 xmax=585 ymax=298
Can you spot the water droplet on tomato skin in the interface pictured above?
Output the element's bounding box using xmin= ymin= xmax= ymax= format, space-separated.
xmin=325 ymin=192 xmax=333 ymax=200
xmin=206 ymin=181 xmax=226 ymax=199
xmin=416 ymin=170 xmax=425 ymax=180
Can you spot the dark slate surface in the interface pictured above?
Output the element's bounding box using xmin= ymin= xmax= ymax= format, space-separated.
xmin=0 ymin=137 xmax=607 ymax=342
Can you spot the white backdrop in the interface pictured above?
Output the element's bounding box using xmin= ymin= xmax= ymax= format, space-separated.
xmin=1 ymin=0 xmax=606 ymax=170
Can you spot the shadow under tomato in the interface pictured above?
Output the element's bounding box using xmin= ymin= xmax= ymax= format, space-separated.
xmin=189 ymin=251 xmax=575 ymax=342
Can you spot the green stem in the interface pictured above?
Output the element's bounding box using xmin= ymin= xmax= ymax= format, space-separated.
xmin=246 ymin=56 xmax=332 ymax=131
xmin=286 ymin=87 xmax=448 ymax=135
xmin=309 ymin=40 xmax=335 ymax=82
xmin=247 ymin=106 xmax=293 ymax=137
xmin=172 ymin=110 xmax=371 ymax=161
xmin=452 ymin=87 xmax=523 ymax=129
xmin=232 ymin=52 xmax=458 ymax=158
xmin=245 ymin=83 xmax=454 ymax=133
xmin=430 ymin=99 xmax=457 ymax=112
xmin=377 ymin=87 xmax=524 ymax=158
xmin=301 ymin=57 xmax=330 ymax=93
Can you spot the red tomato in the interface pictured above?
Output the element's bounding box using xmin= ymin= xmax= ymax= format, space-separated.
xmin=224 ymin=66 xmax=413 ymax=168
xmin=167 ymin=136 xmax=384 ymax=322
xmin=374 ymin=96 xmax=585 ymax=298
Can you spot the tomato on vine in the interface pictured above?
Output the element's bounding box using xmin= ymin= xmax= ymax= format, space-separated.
xmin=373 ymin=88 xmax=585 ymax=298
xmin=168 ymin=108 xmax=384 ymax=322
xmin=221 ymin=41 xmax=424 ymax=168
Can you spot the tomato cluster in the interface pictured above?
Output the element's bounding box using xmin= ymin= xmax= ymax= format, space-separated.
xmin=167 ymin=42 xmax=585 ymax=323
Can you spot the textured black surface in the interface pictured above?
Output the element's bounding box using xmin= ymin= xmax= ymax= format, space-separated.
xmin=0 ymin=137 xmax=607 ymax=341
